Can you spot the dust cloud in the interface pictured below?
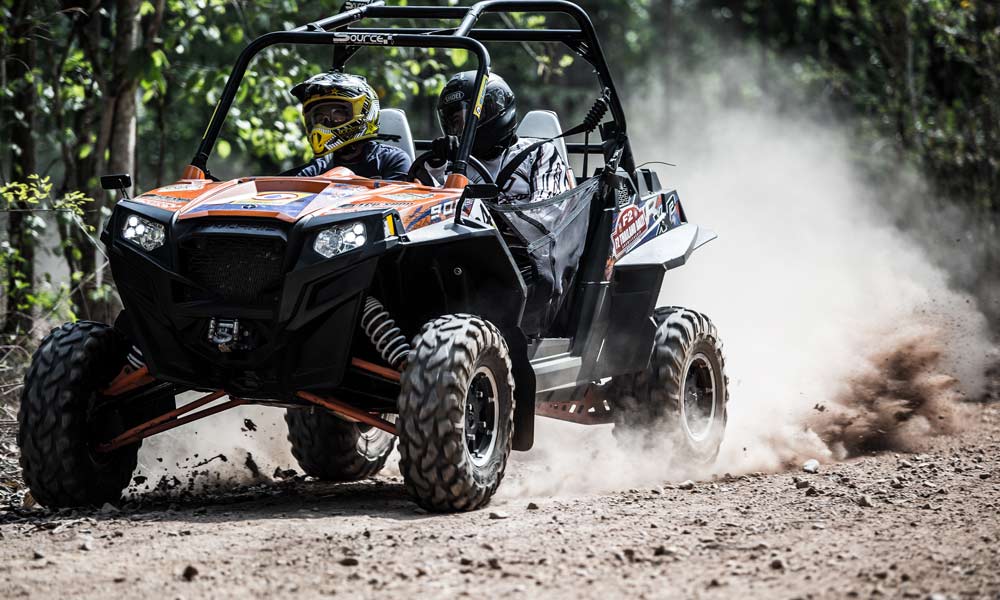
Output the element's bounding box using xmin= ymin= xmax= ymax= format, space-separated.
xmin=808 ymin=331 xmax=966 ymax=457
xmin=503 ymin=84 xmax=996 ymax=498
xmin=129 ymin=399 xmax=297 ymax=499
xmin=653 ymin=101 xmax=993 ymax=471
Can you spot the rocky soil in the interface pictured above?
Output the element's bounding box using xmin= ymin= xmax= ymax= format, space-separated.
xmin=0 ymin=402 xmax=997 ymax=599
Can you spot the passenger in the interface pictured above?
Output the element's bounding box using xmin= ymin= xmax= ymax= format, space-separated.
xmin=428 ymin=72 xmax=582 ymax=337
xmin=426 ymin=71 xmax=572 ymax=201
xmin=286 ymin=71 xmax=411 ymax=181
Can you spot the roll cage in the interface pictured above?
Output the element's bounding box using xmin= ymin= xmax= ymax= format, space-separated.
xmin=189 ymin=0 xmax=635 ymax=182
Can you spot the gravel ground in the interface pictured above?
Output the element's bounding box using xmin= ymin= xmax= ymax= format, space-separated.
xmin=0 ymin=403 xmax=997 ymax=599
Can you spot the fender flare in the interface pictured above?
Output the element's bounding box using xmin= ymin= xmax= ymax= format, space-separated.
xmin=615 ymin=223 xmax=717 ymax=271
xmin=595 ymin=223 xmax=717 ymax=378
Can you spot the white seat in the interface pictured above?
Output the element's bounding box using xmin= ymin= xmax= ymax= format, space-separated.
xmin=379 ymin=108 xmax=415 ymax=160
xmin=516 ymin=110 xmax=568 ymax=164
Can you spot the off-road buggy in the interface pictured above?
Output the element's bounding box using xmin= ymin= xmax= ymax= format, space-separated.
xmin=18 ymin=0 xmax=727 ymax=512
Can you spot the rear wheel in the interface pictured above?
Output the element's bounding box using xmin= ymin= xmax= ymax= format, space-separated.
xmin=397 ymin=314 xmax=514 ymax=512
xmin=612 ymin=307 xmax=729 ymax=465
xmin=18 ymin=322 xmax=140 ymax=507
xmin=284 ymin=407 xmax=394 ymax=481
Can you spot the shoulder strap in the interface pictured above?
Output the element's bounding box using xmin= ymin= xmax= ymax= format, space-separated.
xmin=494 ymin=92 xmax=610 ymax=192
xmin=493 ymin=138 xmax=551 ymax=194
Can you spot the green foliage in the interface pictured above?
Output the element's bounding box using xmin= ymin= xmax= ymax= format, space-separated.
xmin=0 ymin=176 xmax=92 ymax=322
xmin=657 ymin=0 xmax=1000 ymax=212
xmin=0 ymin=175 xmax=53 ymax=212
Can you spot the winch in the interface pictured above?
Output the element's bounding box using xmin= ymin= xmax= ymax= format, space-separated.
xmin=207 ymin=317 xmax=252 ymax=352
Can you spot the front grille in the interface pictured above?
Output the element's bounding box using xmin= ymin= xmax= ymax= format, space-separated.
xmin=180 ymin=236 xmax=286 ymax=304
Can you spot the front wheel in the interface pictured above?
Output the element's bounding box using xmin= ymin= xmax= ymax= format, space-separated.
xmin=18 ymin=322 xmax=139 ymax=507
xmin=612 ymin=307 xmax=729 ymax=465
xmin=397 ymin=314 xmax=515 ymax=512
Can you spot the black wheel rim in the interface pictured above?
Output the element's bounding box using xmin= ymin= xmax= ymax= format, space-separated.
xmin=682 ymin=353 xmax=716 ymax=442
xmin=465 ymin=366 xmax=499 ymax=467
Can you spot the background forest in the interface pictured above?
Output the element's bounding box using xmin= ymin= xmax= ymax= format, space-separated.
xmin=1 ymin=0 xmax=998 ymax=402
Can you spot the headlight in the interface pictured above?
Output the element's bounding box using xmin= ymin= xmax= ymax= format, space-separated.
xmin=122 ymin=214 xmax=165 ymax=251
xmin=313 ymin=221 xmax=367 ymax=258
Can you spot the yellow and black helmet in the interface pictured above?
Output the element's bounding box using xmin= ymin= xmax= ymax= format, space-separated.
xmin=290 ymin=71 xmax=380 ymax=157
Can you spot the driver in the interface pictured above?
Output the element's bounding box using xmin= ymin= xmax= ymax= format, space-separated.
xmin=285 ymin=71 xmax=411 ymax=180
xmin=425 ymin=71 xmax=573 ymax=202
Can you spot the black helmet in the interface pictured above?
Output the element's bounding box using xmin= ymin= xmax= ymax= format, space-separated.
xmin=438 ymin=71 xmax=517 ymax=160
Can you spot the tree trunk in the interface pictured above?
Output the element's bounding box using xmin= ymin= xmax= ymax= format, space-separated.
xmin=108 ymin=0 xmax=142 ymax=186
xmin=71 ymin=0 xmax=143 ymax=324
xmin=3 ymin=0 xmax=39 ymax=338
xmin=62 ymin=0 xmax=106 ymax=321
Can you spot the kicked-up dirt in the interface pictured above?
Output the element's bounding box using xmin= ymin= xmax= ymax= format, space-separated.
xmin=0 ymin=403 xmax=997 ymax=599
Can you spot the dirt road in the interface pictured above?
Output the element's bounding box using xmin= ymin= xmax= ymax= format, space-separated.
xmin=1 ymin=403 xmax=997 ymax=600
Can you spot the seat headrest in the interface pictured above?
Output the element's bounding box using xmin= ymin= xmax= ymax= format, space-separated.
xmin=379 ymin=108 xmax=415 ymax=161
xmin=516 ymin=110 xmax=569 ymax=164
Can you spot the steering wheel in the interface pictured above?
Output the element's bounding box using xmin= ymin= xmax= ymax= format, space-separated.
xmin=407 ymin=151 xmax=495 ymax=187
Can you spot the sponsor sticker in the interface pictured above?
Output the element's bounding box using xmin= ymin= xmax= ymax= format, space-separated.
xmin=157 ymin=181 xmax=207 ymax=193
xmin=612 ymin=205 xmax=648 ymax=256
xmin=430 ymin=199 xmax=458 ymax=221
xmin=240 ymin=191 xmax=312 ymax=205
xmin=347 ymin=201 xmax=412 ymax=210
xmin=319 ymin=184 xmax=368 ymax=200
xmin=333 ymin=32 xmax=394 ymax=45
xmin=342 ymin=0 xmax=374 ymax=10
xmin=665 ymin=193 xmax=682 ymax=227
xmin=139 ymin=194 xmax=189 ymax=209
xmin=386 ymin=192 xmax=436 ymax=201
xmin=461 ymin=197 xmax=494 ymax=227
xmin=472 ymin=74 xmax=489 ymax=118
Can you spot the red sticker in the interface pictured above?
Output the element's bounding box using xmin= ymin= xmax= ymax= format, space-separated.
xmin=612 ymin=206 xmax=647 ymax=257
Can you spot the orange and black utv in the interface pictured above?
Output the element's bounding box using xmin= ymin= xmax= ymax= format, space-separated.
xmin=18 ymin=0 xmax=727 ymax=512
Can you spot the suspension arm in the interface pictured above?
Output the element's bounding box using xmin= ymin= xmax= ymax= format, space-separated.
xmin=103 ymin=365 xmax=156 ymax=397
xmin=95 ymin=391 xmax=243 ymax=453
xmin=350 ymin=357 xmax=402 ymax=383
xmin=296 ymin=391 xmax=398 ymax=435
xmin=95 ymin=357 xmax=401 ymax=452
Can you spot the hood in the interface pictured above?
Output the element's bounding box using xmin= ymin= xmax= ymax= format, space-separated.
xmin=132 ymin=167 xmax=463 ymax=230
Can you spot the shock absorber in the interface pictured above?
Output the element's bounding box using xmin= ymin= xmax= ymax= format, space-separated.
xmin=580 ymin=89 xmax=611 ymax=134
xmin=361 ymin=297 xmax=410 ymax=369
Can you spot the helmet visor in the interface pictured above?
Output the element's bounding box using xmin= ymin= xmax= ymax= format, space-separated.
xmin=304 ymin=100 xmax=356 ymax=130
xmin=439 ymin=101 xmax=471 ymax=137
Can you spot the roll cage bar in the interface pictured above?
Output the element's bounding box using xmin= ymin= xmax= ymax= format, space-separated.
xmin=189 ymin=0 xmax=634 ymax=180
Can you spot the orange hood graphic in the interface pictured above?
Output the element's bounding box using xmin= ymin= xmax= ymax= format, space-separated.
xmin=133 ymin=167 xmax=463 ymax=230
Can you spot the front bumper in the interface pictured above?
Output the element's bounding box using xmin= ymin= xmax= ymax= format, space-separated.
xmin=105 ymin=201 xmax=396 ymax=398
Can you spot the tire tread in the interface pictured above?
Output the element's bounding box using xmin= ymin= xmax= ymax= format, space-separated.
xmin=18 ymin=321 xmax=138 ymax=507
xmin=397 ymin=314 xmax=514 ymax=512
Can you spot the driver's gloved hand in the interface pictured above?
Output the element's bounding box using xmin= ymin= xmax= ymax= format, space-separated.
xmin=428 ymin=135 xmax=460 ymax=168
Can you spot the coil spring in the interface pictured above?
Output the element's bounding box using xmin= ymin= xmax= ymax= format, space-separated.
xmin=126 ymin=345 xmax=145 ymax=370
xmin=361 ymin=297 xmax=410 ymax=369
